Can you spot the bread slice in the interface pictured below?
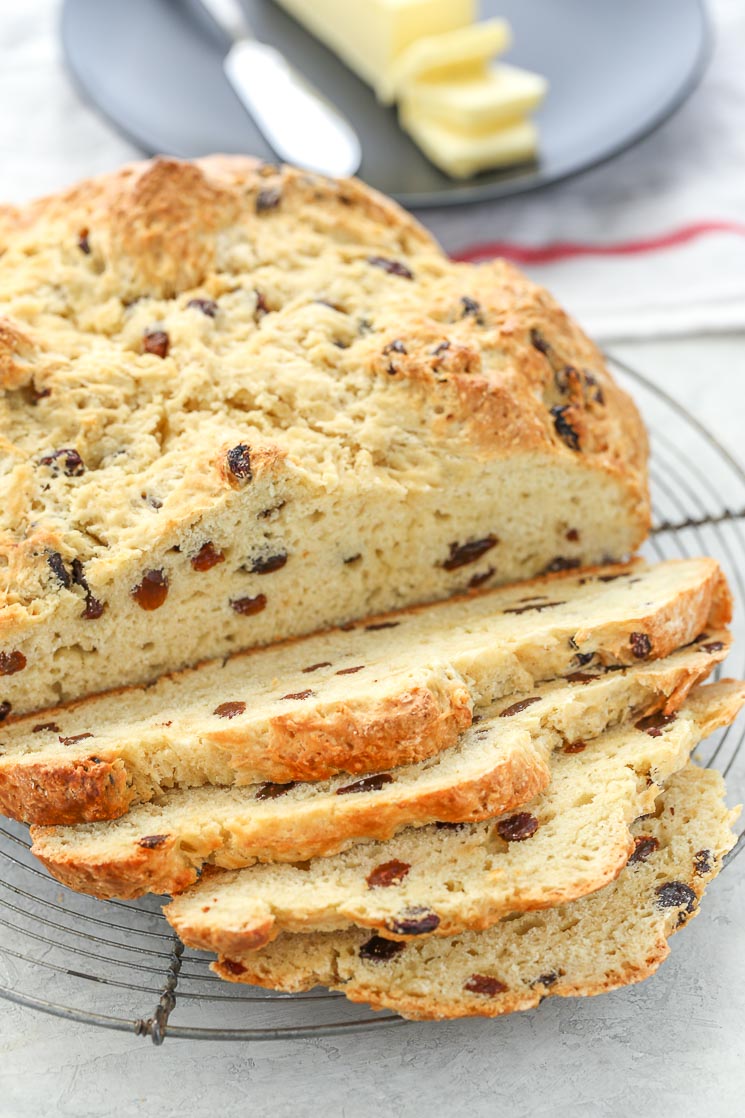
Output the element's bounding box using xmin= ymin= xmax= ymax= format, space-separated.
xmin=0 ymin=157 xmax=651 ymax=719
xmin=0 ymin=558 xmax=729 ymax=825
xmin=210 ymin=763 xmax=739 ymax=1019
xmin=30 ymin=642 xmax=729 ymax=899
xmin=165 ymin=679 xmax=745 ymax=952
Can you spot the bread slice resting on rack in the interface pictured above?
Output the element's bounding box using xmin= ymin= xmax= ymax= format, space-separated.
xmin=165 ymin=679 xmax=745 ymax=951
xmin=30 ymin=641 xmax=732 ymax=899
xmin=0 ymin=557 xmax=729 ymax=826
xmin=206 ymin=764 xmax=739 ymax=1020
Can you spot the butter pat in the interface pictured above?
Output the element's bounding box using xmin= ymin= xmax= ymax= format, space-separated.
xmin=400 ymin=104 xmax=538 ymax=178
xmin=405 ymin=63 xmax=547 ymax=130
xmin=381 ymin=19 xmax=511 ymax=102
xmin=274 ymin=0 xmax=475 ymax=95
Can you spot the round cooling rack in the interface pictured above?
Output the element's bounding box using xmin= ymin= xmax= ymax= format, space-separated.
xmin=1 ymin=357 xmax=744 ymax=1045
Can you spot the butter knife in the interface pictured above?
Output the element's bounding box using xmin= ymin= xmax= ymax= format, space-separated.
xmin=198 ymin=0 xmax=361 ymax=177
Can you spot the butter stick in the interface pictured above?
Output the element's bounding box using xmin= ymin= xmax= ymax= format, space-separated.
xmin=400 ymin=104 xmax=538 ymax=178
xmin=404 ymin=63 xmax=547 ymax=131
xmin=274 ymin=0 xmax=475 ymax=97
xmin=381 ymin=18 xmax=512 ymax=102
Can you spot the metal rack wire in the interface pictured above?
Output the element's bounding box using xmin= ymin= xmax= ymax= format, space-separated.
xmin=1 ymin=357 xmax=744 ymax=1044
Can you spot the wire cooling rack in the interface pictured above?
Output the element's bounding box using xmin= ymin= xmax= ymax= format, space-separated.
xmin=1 ymin=357 xmax=744 ymax=1045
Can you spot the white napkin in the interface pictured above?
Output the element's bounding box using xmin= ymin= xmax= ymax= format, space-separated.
xmin=1 ymin=0 xmax=743 ymax=343
xmin=420 ymin=0 xmax=745 ymax=340
xmin=0 ymin=2 xmax=138 ymax=202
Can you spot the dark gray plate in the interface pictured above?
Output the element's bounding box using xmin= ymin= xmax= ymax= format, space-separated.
xmin=61 ymin=0 xmax=710 ymax=208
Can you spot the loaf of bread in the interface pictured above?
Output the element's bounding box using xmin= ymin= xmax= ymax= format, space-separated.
xmin=165 ymin=677 xmax=743 ymax=952
xmin=2 ymin=157 xmax=740 ymax=1030
xmin=30 ymin=645 xmax=729 ymax=899
xmin=209 ymin=764 xmax=738 ymax=1019
xmin=0 ymin=557 xmax=728 ymax=825
xmin=0 ymin=156 xmax=650 ymax=719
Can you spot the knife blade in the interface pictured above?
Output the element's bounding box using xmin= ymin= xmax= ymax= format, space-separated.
xmin=199 ymin=0 xmax=361 ymax=178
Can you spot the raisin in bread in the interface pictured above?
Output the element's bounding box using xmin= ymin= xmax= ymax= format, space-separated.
xmin=211 ymin=764 xmax=738 ymax=1019
xmin=30 ymin=648 xmax=728 ymax=899
xmin=0 ymin=156 xmax=650 ymax=719
xmin=166 ymin=678 xmax=744 ymax=951
xmin=0 ymin=558 xmax=727 ymax=825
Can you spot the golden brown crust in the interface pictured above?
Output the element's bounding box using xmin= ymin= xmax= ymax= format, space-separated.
xmin=33 ymin=835 xmax=201 ymax=900
xmin=220 ymin=684 xmax=473 ymax=782
xmin=572 ymin=565 xmax=731 ymax=667
xmin=0 ymin=155 xmax=650 ymax=717
xmin=0 ymin=316 xmax=38 ymax=392
xmin=171 ymin=915 xmax=278 ymax=958
xmin=0 ymin=681 xmax=471 ymax=825
xmin=355 ymin=258 xmax=650 ymax=522
xmin=207 ymin=767 xmax=735 ymax=1019
xmin=361 ymin=256 xmax=649 ymax=511
xmin=0 ymin=756 xmax=134 ymax=826
xmin=703 ymin=565 xmax=735 ymax=629
xmin=268 ymin=943 xmax=679 ymax=1020
xmin=30 ymin=743 xmax=551 ymax=900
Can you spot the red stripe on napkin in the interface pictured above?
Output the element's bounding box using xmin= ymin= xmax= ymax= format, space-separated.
xmin=452 ymin=220 xmax=745 ymax=265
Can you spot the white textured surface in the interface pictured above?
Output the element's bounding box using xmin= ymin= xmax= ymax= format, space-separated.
xmin=426 ymin=0 xmax=745 ymax=340
xmin=0 ymin=3 xmax=744 ymax=1115
xmin=2 ymin=1 xmax=745 ymax=339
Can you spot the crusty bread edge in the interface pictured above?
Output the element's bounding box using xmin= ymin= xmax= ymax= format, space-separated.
xmin=30 ymin=739 xmax=552 ymax=900
xmin=165 ymin=672 xmax=744 ymax=954
xmin=1 ymin=558 xmax=730 ymax=826
xmin=0 ymin=681 xmax=472 ymax=825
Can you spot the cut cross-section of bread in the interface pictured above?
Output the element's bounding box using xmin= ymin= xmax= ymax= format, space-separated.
xmin=0 ymin=558 xmax=730 ymax=825
xmin=30 ymin=644 xmax=730 ymax=899
xmin=210 ymin=764 xmax=738 ymax=1020
xmin=0 ymin=157 xmax=651 ymax=718
xmin=165 ymin=678 xmax=745 ymax=952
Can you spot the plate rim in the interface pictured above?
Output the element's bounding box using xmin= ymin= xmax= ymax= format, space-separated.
xmin=59 ymin=0 xmax=713 ymax=210
xmin=395 ymin=0 xmax=713 ymax=208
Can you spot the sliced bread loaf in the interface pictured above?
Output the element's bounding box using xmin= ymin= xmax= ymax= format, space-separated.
xmin=210 ymin=763 xmax=738 ymax=1019
xmin=0 ymin=558 xmax=729 ymax=825
xmin=0 ymin=157 xmax=651 ymax=717
xmin=30 ymin=642 xmax=729 ymax=899
xmin=165 ymin=678 xmax=745 ymax=951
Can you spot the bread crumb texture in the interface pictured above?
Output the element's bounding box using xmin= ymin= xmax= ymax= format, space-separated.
xmin=0 ymin=157 xmax=649 ymax=716
xmin=208 ymin=764 xmax=739 ymax=1019
xmin=0 ymin=559 xmax=728 ymax=824
xmin=163 ymin=673 xmax=743 ymax=951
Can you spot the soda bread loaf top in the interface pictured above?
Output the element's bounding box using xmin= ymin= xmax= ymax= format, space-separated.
xmin=0 ymin=156 xmax=649 ymax=716
xmin=0 ymin=558 xmax=728 ymax=825
xmin=210 ymin=764 xmax=738 ymax=1020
